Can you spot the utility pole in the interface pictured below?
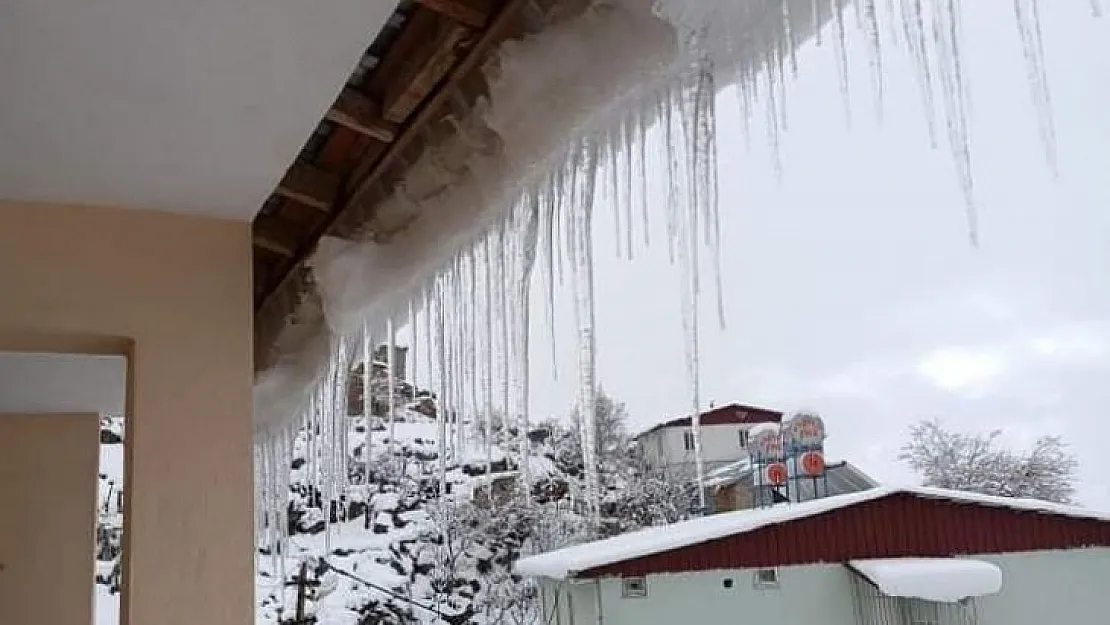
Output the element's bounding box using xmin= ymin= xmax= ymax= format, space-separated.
xmin=283 ymin=561 xmax=319 ymax=625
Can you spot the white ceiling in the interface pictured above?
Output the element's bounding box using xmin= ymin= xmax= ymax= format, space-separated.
xmin=0 ymin=353 xmax=126 ymax=415
xmin=0 ymin=0 xmax=398 ymax=220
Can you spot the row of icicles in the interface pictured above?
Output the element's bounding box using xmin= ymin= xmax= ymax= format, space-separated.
xmin=255 ymin=0 xmax=1099 ymax=572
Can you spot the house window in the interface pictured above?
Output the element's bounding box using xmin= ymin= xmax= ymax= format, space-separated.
xmin=738 ymin=429 xmax=749 ymax=448
xmin=753 ymin=568 xmax=779 ymax=589
xmin=683 ymin=432 xmax=695 ymax=451
xmin=621 ymin=576 xmax=648 ymax=598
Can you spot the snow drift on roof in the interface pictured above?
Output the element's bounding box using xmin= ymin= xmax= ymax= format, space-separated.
xmin=850 ymin=558 xmax=1003 ymax=603
xmin=514 ymin=485 xmax=1110 ymax=580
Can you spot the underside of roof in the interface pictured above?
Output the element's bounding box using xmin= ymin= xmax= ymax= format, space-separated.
xmin=252 ymin=0 xmax=588 ymax=370
xmin=249 ymin=0 xmax=838 ymax=435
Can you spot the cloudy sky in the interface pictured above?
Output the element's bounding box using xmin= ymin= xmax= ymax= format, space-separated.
xmin=527 ymin=2 xmax=1110 ymax=506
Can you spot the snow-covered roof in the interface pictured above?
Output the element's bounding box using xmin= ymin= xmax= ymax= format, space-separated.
xmin=633 ymin=403 xmax=783 ymax=439
xmin=850 ymin=558 xmax=1003 ymax=603
xmin=747 ymin=422 xmax=780 ymax=438
xmin=515 ymin=486 xmax=1110 ymax=580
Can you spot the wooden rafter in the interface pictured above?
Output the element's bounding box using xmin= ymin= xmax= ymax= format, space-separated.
xmin=416 ymin=0 xmax=493 ymax=29
xmin=252 ymin=217 xmax=301 ymax=257
xmin=274 ymin=163 xmax=340 ymax=212
xmin=376 ymin=8 xmax=474 ymax=124
xmin=255 ymin=0 xmax=530 ymax=311
xmin=325 ymin=89 xmax=398 ymax=143
xmin=344 ymin=0 xmax=528 ymax=222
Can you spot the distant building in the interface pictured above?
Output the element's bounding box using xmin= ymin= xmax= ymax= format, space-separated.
xmin=517 ymin=486 xmax=1110 ymax=625
xmin=633 ymin=403 xmax=782 ymax=476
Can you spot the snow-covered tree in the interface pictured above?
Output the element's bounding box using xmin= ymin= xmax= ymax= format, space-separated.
xmin=899 ymin=419 xmax=1079 ymax=504
xmin=546 ymin=389 xmax=698 ymax=536
xmin=600 ymin=454 xmax=698 ymax=536
xmin=568 ymin=388 xmax=629 ymax=467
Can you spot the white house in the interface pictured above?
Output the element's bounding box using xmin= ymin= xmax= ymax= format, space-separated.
xmin=516 ymin=486 xmax=1110 ymax=625
xmin=634 ymin=403 xmax=783 ymax=476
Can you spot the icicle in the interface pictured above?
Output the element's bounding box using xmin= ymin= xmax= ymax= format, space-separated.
xmin=636 ymin=109 xmax=651 ymax=249
xmin=408 ymin=300 xmax=418 ymax=396
xmin=1013 ymin=0 xmax=1058 ymax=175
xmin=863 ymin=0 xmax=886 ymax=121
xmin=456 ymin=254 xmax=469 ymax=458
xmin=541 ymin=174 xmax=559 ymax=383
xmin=662 ymin=89 xmax=681 ymax=264
xmin=832 ymin=0 xmax=853 ymax=128
xmin=679 ymin=62 xmax=714 ymax=514
xmin=781 ymin=0 xmax=800 ymax=75
xmin=434 ymin=281 xmax=448 ymax=498
xmin=621 ymin=120 xmax=635 ymax=259
xmin=496 ymin=226 xmax=512 ymax=467
xmin=386 ymin=318 xmax=397 ymax=460
xmin=812 ymin=0 xmax=825 ymax=46
xmin=567 ymin=141 xmax=601 ymax=526
xmin=764 ymin=69 xmax=784 ymax=181
xmin=695 ymin=65 xmax=726 ymax=332
xmin=609 ymin=138 xmax=624 ymax=260
xmin=516 ymin=194 xmax=541 ymax=494
xmin=931 ymin=0 xmax=976 ymax=243
xmin=1092 ymin=0 xmax=1103 ymax=17
xmin=482 ymin=235 xmax=496 ymax=478
xmin=903 ymin=0 xmax=940 ymax=149
xmin=466 ymin=247 xmax=481 ymax=466
xmin=277 ymin=427 xmax=291 ymax=590
xmin=319 ymin=381 xmax=333 ymax=554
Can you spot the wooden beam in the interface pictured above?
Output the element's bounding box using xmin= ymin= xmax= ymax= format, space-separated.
xmin=416 ymin=0 xmax=492 ymax=29
xmin=347 ymin=0 xmax=526 ymax=213
xmin=274 ymin=163 xmax=340 ymax=212
xmin=252 ymin=218 xmax=301 ymax=257
xmin=379 ymin=9 xmax=473 ymax=124
xmin=255 ymin=0 xmax=528 ymax=312
xmin=325 ymin=89 xmax=398 ymax=143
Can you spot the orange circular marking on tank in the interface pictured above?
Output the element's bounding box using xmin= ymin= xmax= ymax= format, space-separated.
xmin=800 ymin=450 xmax=826 ymax=476
xmin=765 ymin=462 xmax=788 ymax=486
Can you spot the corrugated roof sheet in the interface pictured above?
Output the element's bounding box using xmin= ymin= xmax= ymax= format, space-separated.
xmin=515 ymin=486 xmax=1110 ymax=580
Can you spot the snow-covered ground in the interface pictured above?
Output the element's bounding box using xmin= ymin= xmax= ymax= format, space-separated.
xmin=255 ymin=409 xmax=543 ymax=625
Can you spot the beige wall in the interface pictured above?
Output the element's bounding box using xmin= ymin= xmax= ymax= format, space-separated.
xmin=0 ymin=202 xmax=254 ymax=625
xmin=0 ymin=413 xmax=100 ymax=625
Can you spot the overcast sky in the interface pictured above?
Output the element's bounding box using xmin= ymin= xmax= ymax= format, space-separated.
xmin=527 ymin=3 xmax=1110 ymax=506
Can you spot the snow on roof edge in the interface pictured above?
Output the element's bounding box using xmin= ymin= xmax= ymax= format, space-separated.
xmin=514 ymin=486 xmax=1110 ymax=580
xmin=849 ymin=557 xmax=1003 ymax=603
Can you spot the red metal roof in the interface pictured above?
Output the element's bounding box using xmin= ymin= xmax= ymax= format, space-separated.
xmin=579 ymin=491 xmax=1110 ymax=578
xmin=635 ymin=403 xmax=783 ymax=438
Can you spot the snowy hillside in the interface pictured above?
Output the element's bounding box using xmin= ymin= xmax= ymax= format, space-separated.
xmin=255 ymin=402 xmax=575 ymax=625
xmin=252 ymin=365 xmax=696 ymax=625
xmin=91 ymin=364 xmax=692 ymax=625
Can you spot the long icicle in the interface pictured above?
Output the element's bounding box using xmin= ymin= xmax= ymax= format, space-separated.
xmin=434 ymin=280 xmax=448 ymax=498
xmin=386 ymin=318 xmax=397 ymax=461
xmin=568 ymin=141 xmax=601 ymax=527
xmin=362 ymin=324 xmax=373 ymax=489
xmin=516 ymin=194 xmax=541 ymax=495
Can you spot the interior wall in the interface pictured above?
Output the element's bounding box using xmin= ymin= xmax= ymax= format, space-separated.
xmin=0 ymin=413 xmax=100 ymax=625
xmin=0 ymin=201 xmax=253 ymax=625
